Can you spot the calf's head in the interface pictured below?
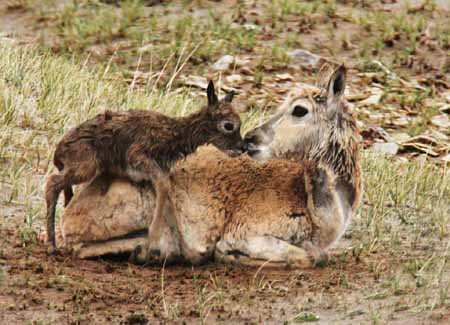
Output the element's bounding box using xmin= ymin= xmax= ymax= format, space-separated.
xmin=203 ymin=80 xmax=246 ymax=156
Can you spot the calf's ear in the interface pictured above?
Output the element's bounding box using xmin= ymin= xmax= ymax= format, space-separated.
xmin=224 ymin=90 xmax=235 ymax=103
xmin=207 ymin=80 xmax=218 ymax=106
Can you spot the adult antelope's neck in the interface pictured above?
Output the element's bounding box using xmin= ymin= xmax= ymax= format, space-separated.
xmin=313 ymin=124 xmax=362 ymax=210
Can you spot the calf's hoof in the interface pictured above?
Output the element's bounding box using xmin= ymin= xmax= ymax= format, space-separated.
xmin=46 ymin=244 xmax=57 ymax=255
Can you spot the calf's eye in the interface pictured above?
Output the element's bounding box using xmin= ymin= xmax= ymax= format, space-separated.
xmin=224 ymin=122 xmax=235 ymax=132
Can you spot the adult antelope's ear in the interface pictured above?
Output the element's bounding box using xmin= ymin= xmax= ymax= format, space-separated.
xmin=224 ymin=90 xmax=235 ymax=103
xmin=327 ymin=64 xmax=346 ymax=103
xmin=316 ymin=62 xmax=334 ymax=89
xmin=207 ymin=80 xmax=218 ymax=106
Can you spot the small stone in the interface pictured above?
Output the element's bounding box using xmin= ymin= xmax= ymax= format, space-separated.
xmin=212 ymin=55 xmax=249 ymax=71
xmin=212 ymin=55 xmax=235 ymax=71
xmin=371 ymin=142 xmax=399 ymax=155
xmin=431 ymin=114 xmax=450 ymax=129
xmin=287 ymin=49 xmax=326 ymax=69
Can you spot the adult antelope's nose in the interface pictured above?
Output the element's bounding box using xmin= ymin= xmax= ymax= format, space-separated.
xmin=244 ymin=133 xmax=260 ymax=157
xmin=237 ymin=140 xmax=248 ymax=154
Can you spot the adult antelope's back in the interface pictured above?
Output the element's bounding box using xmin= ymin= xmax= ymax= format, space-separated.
xmin=59 ymin=65 xmax=362 ymax=268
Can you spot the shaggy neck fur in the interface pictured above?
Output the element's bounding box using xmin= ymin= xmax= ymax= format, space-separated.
xmin=159 ymin=108 xmax=212 ymax=169
xmin=310 ymin=113 xmax=361 ymax=209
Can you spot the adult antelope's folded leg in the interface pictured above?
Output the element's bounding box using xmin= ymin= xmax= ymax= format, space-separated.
xmin=215 ymin=236 xmax=317 ymax=268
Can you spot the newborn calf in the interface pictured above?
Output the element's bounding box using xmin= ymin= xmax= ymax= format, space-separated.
xmin=45 ymin=81 xmax=246 ymax=260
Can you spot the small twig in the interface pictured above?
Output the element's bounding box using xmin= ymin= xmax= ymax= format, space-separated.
xmin=165 ymin=42 xmax=202 ymax=93
xmin=102 ymin=51 xmax=116 ymax=79
xmin=81 ymin=52 xmax=92 ymax=70
xmin=150 ymin=52 xmax=175 ymax=97
xmin=129 ymin=51 xmax=143 ymax=93
xmin=252 ymin=259 xmax=271 ymax=286
xmin=160 ymin=255 xmax=168 ymax=318
xmin=146 ymin=50 xmax=153 ymax=91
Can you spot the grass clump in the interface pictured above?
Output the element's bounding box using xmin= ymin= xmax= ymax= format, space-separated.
xmin=0 ymin=44 xmax=210 ymax=228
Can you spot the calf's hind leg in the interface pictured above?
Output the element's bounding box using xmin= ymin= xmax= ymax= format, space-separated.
xmin=55 ymin=164 xmax=74 ymax=207
xmin=45 ymin=174 xmax=68 ymax=248
xmin=45 ymin=164 xmax=98 ymax=248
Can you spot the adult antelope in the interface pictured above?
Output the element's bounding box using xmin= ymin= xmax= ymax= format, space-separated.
xmin=58 ymin=65 xmax=362 ymax=267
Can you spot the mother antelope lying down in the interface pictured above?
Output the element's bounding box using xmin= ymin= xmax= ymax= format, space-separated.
xmin=58 ymin=65 xmax=362 ymax=268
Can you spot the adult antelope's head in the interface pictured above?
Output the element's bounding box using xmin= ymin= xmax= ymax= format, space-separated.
xmin=244 ymin=65 xmax=358 ymax=166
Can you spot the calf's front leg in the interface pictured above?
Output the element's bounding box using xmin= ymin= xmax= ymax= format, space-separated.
xmin=126 ymin=148 xmax=177 ymax=262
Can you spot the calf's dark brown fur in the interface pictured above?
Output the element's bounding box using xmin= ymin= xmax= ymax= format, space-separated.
xmin=45 ymin=81 xmax=245 ymax=260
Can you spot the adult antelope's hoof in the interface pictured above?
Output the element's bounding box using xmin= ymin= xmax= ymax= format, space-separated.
xmin=144 ymin=248 xmax=162 ymax=266
xmin=302 ymin=241 xmax=329 ymax=268
xmin=129 ymin=244 xmax=154 ymax=265
xmin=130 ymin=243 xmax=163 ymax=265
xmin=129 ymin=245 xmax=145 ymax=264
xmin=315 ymin=251 xmax=329 ymax=268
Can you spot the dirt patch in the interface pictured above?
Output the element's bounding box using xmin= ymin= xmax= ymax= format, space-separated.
xmin=1 ymin=213 xmax=448 ymax=324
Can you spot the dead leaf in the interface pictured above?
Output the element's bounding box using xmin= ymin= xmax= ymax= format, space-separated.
xmin=240 ymin=66 xmax=254 ymax=75
xmin=399 ymin=135 xmax=441 ymax=157
xmin=361 ymin=125 xmax=395 ymax=143
xmin=242 ymin=23 xmax=260 ymax=31
xmin=441 ymin=153 xmax=450 ymax=162
xmin=392 ymin=117 xmax=410 ymax=127
xmin=274 ymin=73 xmax=294 ymax=82
xmin=357 ymin=88 xmax=383 ymax=107
xmin=225 ymin=74 xmax=244 ymax=84
xmin=400 ymin=143 xmax=439 ymax=157
xmin=346 ymin=93 xmax=371 ymax=102
xmin=182 ymin=75 xmax=208 ymax=89
xmin=390 ymin=133 xmax=411 ymax=143
xmin=138 ymin=44 xmax=154 ymax=53
xmin=403 ymin=135 xmax=438 ymax=146
xmin=439 ymin=104 xmax=450 ymax=115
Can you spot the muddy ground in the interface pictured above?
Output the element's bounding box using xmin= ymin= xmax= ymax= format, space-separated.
xmin=2 ymin=218 xmax=441 ymax=324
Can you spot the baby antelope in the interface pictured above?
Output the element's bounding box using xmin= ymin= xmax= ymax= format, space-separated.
xmin=45 ymin=81 xmax=246 ymax=260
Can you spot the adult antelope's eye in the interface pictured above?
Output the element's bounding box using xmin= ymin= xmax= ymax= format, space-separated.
xmin=292 ymin=105 xmax=309 ymax=118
